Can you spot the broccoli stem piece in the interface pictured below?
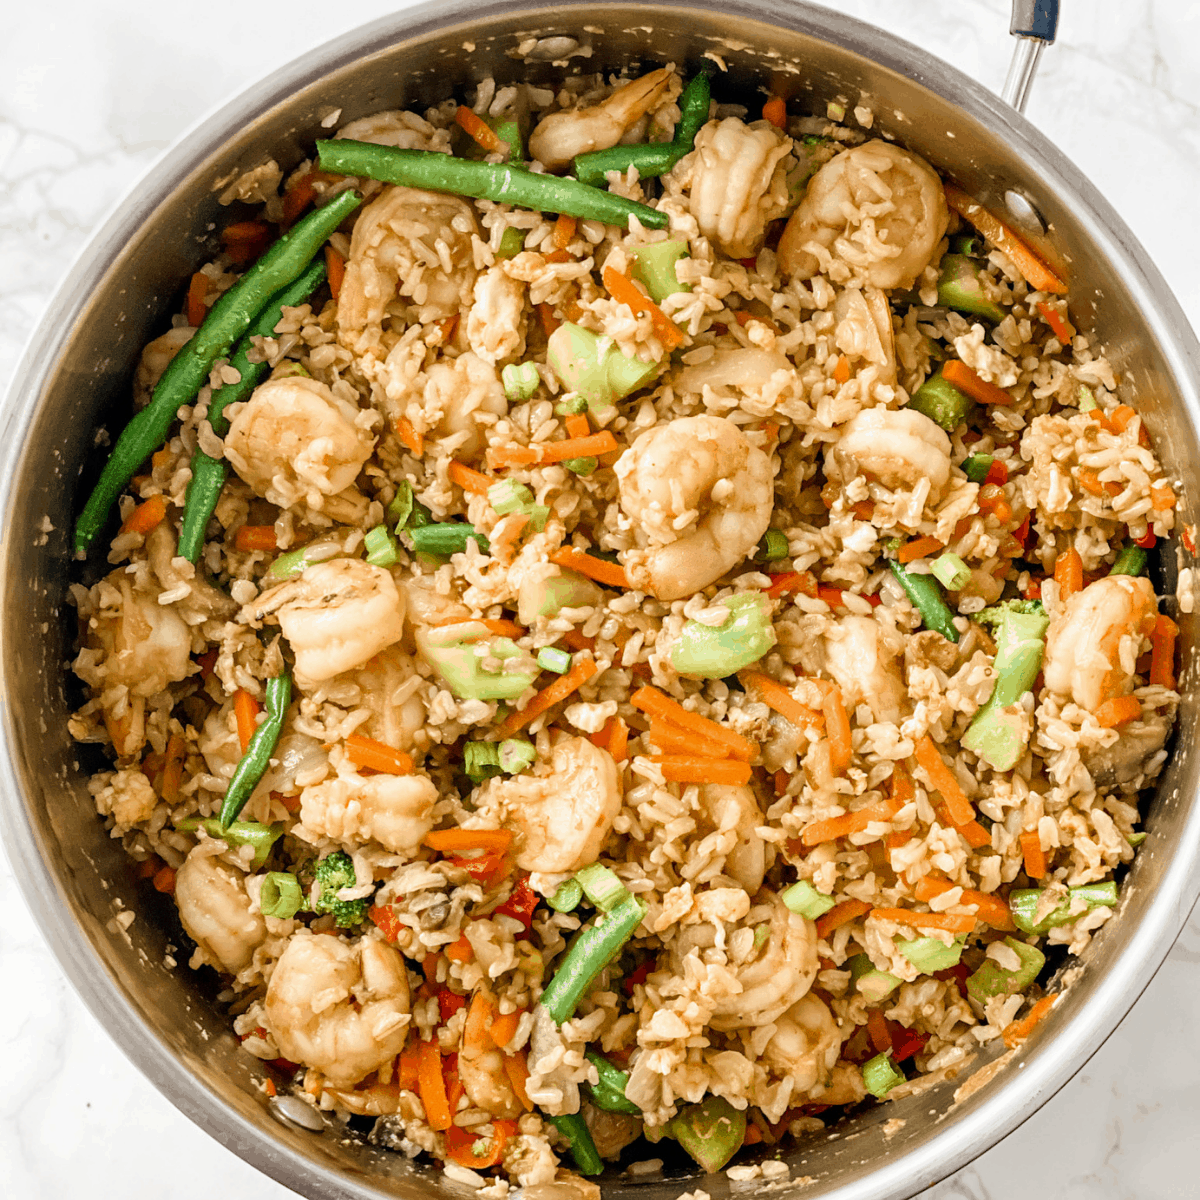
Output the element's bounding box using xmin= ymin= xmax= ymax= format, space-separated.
xmin=962 ymin=606 xmax=1050 ymax=770
xmin=630 ymin=240 xmax=691 ymax=302
xmin=546 ymin=322 xmax=658 ymax=409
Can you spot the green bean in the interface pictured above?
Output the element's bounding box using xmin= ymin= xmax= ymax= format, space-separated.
xmin=545 ymin=1113 xmax=603 ymax=1176
xmin=1110 ymin=546 xmax=1148 ymax=576
xmin=888 ymin=560 xmax=960 ymax=643
xmin=177 ymin=818 xmax=283 ymax=869
xmin=176 ymin=258 xmax=328 ymax=562
xmin=219 ymin=673 xmax=292 ymax=827
xmin=318 ymin=140 xmax=667 ymax=230
xmin=73 ymin=190 xmax=361 ymax=556
xmin=583 ymin=1049 xmax=641 ymax=1115
xmin=669 ymin=1095 xmax=746 ymax=1173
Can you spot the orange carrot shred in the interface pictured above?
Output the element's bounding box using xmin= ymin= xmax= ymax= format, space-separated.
xmin=1036 ymin=300 xmax=1074 ymax=342
xmin=346 ymin=734 xmax=415 ymax=775
xmin=867 ymin=1010 xmax=892 ymax=1054
xmin=549 ymin=546 xmax=629 ymax=589
xmin=152 ymin=866 xmax=177 ymax=894
xmin=914 ymin=735 xmax=976 ymax=827
xmin=491 ymin=430 xmax=620 ymax=469
xmin=870 ymin=907 xmax=977 ymax=934
xmin=762 ymin=96 xmax=787 ymax=129
xmin=503 ymin=1052 xmax=534 ymax=1111
xmin=161 ymin=734 xmax=186 ymax=805
xmin=631 ymin=686 xmax=757 ymax=761
xmin=647 ymin=718 xmax=733 ymax=761
xmin=897 ymin=535 xmax=945 ymax=564
xmin=650 ymin=755 xmax=752 ymax=785
xmin=912 ymin=877 xmax=1014 ymax=930
xmin=1151 ymin=482 xmax=1176 ymax=510
xmin=324 ymin=245 xmax=346 ymax=301
xmin=1095 ymin=693 xmax=1141 ymax=729
xmin=742 ymin=671 xmax=824 ymax=733
xmin=496 ymin=657 xmax=599 ymax=738
xmin=425 ymin=829 xmax=513 ymax=854
xmin=445 ymin=933 xmax=474 ymax=963
xmin=120 ymin=494 xmax=167 ymax=535
xmin=552 ymin=214 xmax=577 ymax=251
xmin=816 ymin=681 xmax=852 ymax=775
xmin=1150 ymin=614 xmax=1178 ymax=690
xmin=234 ymin=525 xmax=278 ymax=552
xmin=536 ymin=302 xmax=561 ymax=337
xmin=489 ymin=1008 xmax=522 ymax=1050
xmin=832 ymin=355 xmax=850 ymax=385
xmin=455 ymin=105 xmax=504 ymax=152
xmin=1019 ymin=829 xmax=1047 ymax=879
xmin=601 ymin=264 xmax=684 ymax=351
xmin=942 ymin=359 xmax=1013 ymax=407
xmin=447 ymin=460 xmax=492 ymax=495
xmin=1054 ymin=547 xmax=1083 ymax=598
xmin=394 ymin=415 xmax=425 ymax=457
xmin=416 ymin=1039 xmax=453 ymax=1130
xmin=564 ymin=413 xmax=590 ymax=440
xmin=1003 ymin=994 xmax=1058 ymax=1048
xmin=233 ymin=689 xmax=261 ymax=753
xmin=815 ymin=898 xmax=871 ymax=940
xmin=186 ymin=271 xmax=208 ymax=327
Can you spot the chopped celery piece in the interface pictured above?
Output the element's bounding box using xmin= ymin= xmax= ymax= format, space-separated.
xmin=1110 ymin=546 xmax=1147 ymax=576
xmin=755 ymin=529 xmax=789 ymax=561
xmin=781 ymin=879 xmax=836 ymax=920
xmin=502 ymin=361 xmax=540 ymax=401
xmin=966 ymin=937 xmax=1045 ymax=1005
xmin=931 ymin=551 xmax=970 ymax=591
xmin=260 ymin=872 xmax=303 ymax=919
xmin=670 ymin=592 xmax=775 ymax=678
xmin=489 ymin=478 xmax=535 ymax=515
xmin=575 ymin=863 xmax=632 ymax=912
xmin=364 ymin=523 xmax=399 ymax=567
xmin=861 ymin=1052 xmax=905 ymax=1099
xmin=962 ymin=453 xmax=995 ymax=484
xmin=668 ymin=1095 xmax=746 ymax=1174
xmin=464 ymin=740 xmax=502 ymax=782
xmin=910 ymin=371 xmax=973 ymax=432
xmin=415 ymin=620 xmax=538 ymax=701
xmin=1009 ymin=882 xmax=1119 ymax=935
xmin=564 ymin=455 xmax=598 ymax=476
xmin=1077 ymin=384 xmax=1098 ymax=412
xmin=897 ymin=935 xmax=965 ymax=973
xmin=410 ymin=522 xmax=488 ymax=557
xmin=537 ymin=646 xmax=573 ymax=674
xmin=547 ymin=322 xmax=658 ymax=410
xmin=1127 ymin=831 xmax=1147 ymax=847
xmin=937 ymin=253 xmax=1005 ymax=323
xmin=266 ymin=541 xmax=339 ymax=581
xmin=499 ymin=738 xmax=536 ymax=773
xmin=548 ymin=878 xmax=583 ymax=912
xmin=386 ymin=480 xmax=414 ymax=530
xmin=516 ymin=566 xmax=603 ymax=626
xmin=496 ymin=227 xmax=526 ymax=260
xmin=847 ymin=953 xmax=901 ymax=1003
xmin=525 ymin=503 xmax=550 ymax=533
xmin=630 ymin=240 xmax=691 ymax=303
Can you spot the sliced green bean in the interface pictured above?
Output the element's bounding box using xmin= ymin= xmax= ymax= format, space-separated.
xmin=583 ymin=1049 xmax=642 ymax=1114
xmin=318 ymin=140 xmax=667 ymax=230
xmin=888 ymin=560 xmax=960 ymax=643
xmin=177 ymin=258 xmax=327 ymax=562
xmin=1110 ymin=546 xmax=1148 ymax=576
xmin=74 ymin=190 xmax=361 ymax=555
xmin=546 ymin=1113 xmax=603 ymax=1176
xmin=219 ymin=673 xmax=292 ymax=827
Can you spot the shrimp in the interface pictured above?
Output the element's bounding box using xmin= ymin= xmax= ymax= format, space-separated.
xmin=778 ymin=140 xmax=949 ymax=291
xmin=822 ymin=615 xmax=906 ymax=723
xmin=466 ymin=266 xmax=527 ymax=365
xmin=693 ymin=784 xmax=766 ymax=894
xmin=264 ymin=930 xmax=412 ymax=1089
xmin=672 ymin=347 xmax=800 ymax=413
xmin=145 ymin=523 xmax=238 ymax=621
xmin=825 ymin=407 xmax=952 ymax=500
xmin=686 ymin=118 xmax=793 ymax=259
xmin=250 ymin=559 xmax=407 ymax=682
xmin=223 ymin=376 xmax=375 ymax=512
xmin=174 ymin=850 xmax=266 ymax=975
xmin=615 ymin=415 xmax=774 ymax=602
xmin=133 ymin=326 xmax=194 ymax=408
xmin=761 ymin=994 xmax=841 ymax=1094
xmin=337 ymin=185 xmax=479 ymax=357
xmin=529 ymin=68 xmax=674 ymax=171
xmin=1043 ymin=575 xmax=1158 ymax=711
xmin=421 ymin=351 xmax=509 ymax=462
xmin=300 ymin=770 xmax=436 ymax=856
xmin=477 ymin=735 xmax=621 ymax=873
xmin=339 ymin=647 xmax=427 ymax=754
xmin=832 ymin=286 xmax=896 ymax=387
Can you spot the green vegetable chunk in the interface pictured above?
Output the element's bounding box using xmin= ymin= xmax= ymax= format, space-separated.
xmin=575 ymin=862 xmax=633 ymax=912
xmin=937 ymin=253 xmax=1006 ymax=323
xmin=910 ymin=371 xmax=974 ymax=432
xmin=498 ymin=738 xmax=537 ymax=774
xmin=318 ymin=139 xmax=669 ymax=230
xmin=584 ymin=1049 xmax=642 ymax=1114
xmin=537 ymin=646 xmax=573 ymax=674
xmin=966 ymin=937 xmax=1046 ymax=1005
xmin=888 ymin=560 xmax=959 ymax=643
xmin=219 ymin=673 xmax=292 ymax=827
xmin=897 ymin=935 xmax=965 ymax=973
xmin=962 ymin=603 xmax=1049 ymax=770
xmin=669 ymin=1095 xmax=746 ymax=1174
xmin=630 ymin=240 xmax=692 ymax=302
xmin=501 ymin=361 xmax=540 ymax=401
xmin=464 ymin=740 xmax=502 ymax=782
xmin=410 ymin=521 xmax=489 ymax=557
xmin=260 ymin=871 xmax=304 ymax=919
xmin=861 ymin=1052 xmax=906 ymax=1099
xmin=931 ymin=550 xmax=971 ymax=591
xmin=496 ymin=226 xmax=527 ymax=260
xmin=517 ymin=565 xmax=603 ymax=625
xmin=547 ymin=322 xmax=658 ymax=409
xmin=1009 ymin=882 xmax=1119 ymax=935
xmin=489 ymin=478 xmax=535 ymax=515
xmin=548 ymin=878 xmax=584 ymax=912
xmin=546 ymin=1113 xmax=603 ymax=1176
xmin=1110 ymin=546 xmax=1148 ymax=577
xmin=962 ymin=453 xmax=995 ymax=483
xmin=847 ymin=953 xmax=901 ymax=1003
xmin=178 ymin=818 xmax=283 ymax=870
xmin=781 ymin=879 xmax=836 ymax=920
xmin=312 ymin=850 xmax=371 ymax=927
xmin=364 ymin=523 xmax=399 ymax=567
xmin=755 ymin=529 xmax=790 ymax=562
xmin=670 ymin=593 xmax=776 ymax=678
xmin=266 ymin=540 xmax=341 ymax=581
xmin=564 ymin=456 xmax=598 ymax=476
xmin=416 ymin=620 xmax=538 ymax=701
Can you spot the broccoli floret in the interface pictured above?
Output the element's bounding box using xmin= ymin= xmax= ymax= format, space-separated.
xmin=312 ymin=850 xmax=370 ymax=928
xmin=975 ymin=597 xmax=1045 ymax=630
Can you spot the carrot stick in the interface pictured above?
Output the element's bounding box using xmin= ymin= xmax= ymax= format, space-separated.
xmin=397 ymin=1045 xmax=422 ymax=1092
xmin=233 ymin=689 xmax=261 ymax=753
xmin=552 ymin=214 xmax=577 ymax=251
xmin=1053 ymin=547 xmax=1083 ymax=599
xmin=1095 ymin=693 xmax=1141 ymax=729
xmin=867 ymin=1009 xmax=892 ymax=1055
xmin=346 ymin=734 xmax=415 ymax=775
xmin=536 ymin=302 xmax=561 ymax=337
xmin=549 ymin=546 xmax=629 ymax=589
xmin=444 ymin=933 xmax=474 ymax=963
xmin=651 ymin=755 xmax=752 ymax=785
xmin=897 ymin=535 xmax=946 ymax=564
xmin=491 ymin=431 xmax=620 ymax=468
xmin=742 ymin=671 xmax=824 ymax=732
xmin=832 ymin=355 xmax=851 ymax=385
xmin=455 ymin=105 xmax=504 ymax=152
xmin=496 ymin=656 xmax=599 ymax=737
xmin=942 ymin=359 xmax=1014 ymax=407
xmin=800 ymin=806 xmax=889 ymax=846
xmin=416 ymin=1039 xmax=453 ymax=1130
xmin=817 ymin=682 xmax=852 ymax=774
xmin=607 ymin=716 xmax=629 ymax=762
xmin=561 ymin=629 xmax=597 ymax=653
xmin=480 ymin=617 xmax=525 ymax=639
xmin=870 ymin=907 xmax=977 ymax=934
xmin=448 ymin=460 xmax=492 ymax=495
xmin=631 ymin=685 xmax=757 ymax=761
xmin=1002 ymin=994 xmax=1058 ymax=1048
xmin=944 ymin=184 xmax=1067 ymax=294
xmin=425 ymin=829 xmax=514 ymax=854
xmin=152 ymin=865 xmax=177 ymax=894
xmin=762 ymin=96 xmax=787 ymax=129
xmin=503 ymin=1052 xmax=534 ymax=1111
xmin=765 ymin=570 xmax=818 ymax=599
xmin=1150 ymin=614 xmax=1178 ymax=690
xmin=914 ymin=735 xmax=976 ymax=827
xmin=602 ymin=264 xmax=684 ymax=350
xmin=1036 ymin=300 xmax=1074 ymax=342
xmin=1151 ymin=483 xmax=1176 ymax=510
xmin=1019 ymin=829 xmax=1047 ymax=879
xmin=564 ymin=413 xmax=590 ymax=440
xmin=815 ymin=898 xmax=871 ymax=940
xmin=489 ymin=1008 xmax=522 ymax=1050
xmin=394 ymin=415 xmax=425 ymax=457
xmin=186 ymin=271 xmax=208 ymax=327
xmin=120 ymin=494 xmax=167 ymax=535
xmin=912 ymin=877 xmax=1015 ymax=930
xmin=234 ymin=525 xmax=278 ymax=552
xmin=647 ymin=718 xmax=733 ymax=760
xmin=324 ymin=245 xmax=346 ymax=301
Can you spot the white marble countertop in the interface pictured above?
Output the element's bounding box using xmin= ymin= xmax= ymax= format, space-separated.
xmin=2 ymin=0 xmax=1199 ymax=1196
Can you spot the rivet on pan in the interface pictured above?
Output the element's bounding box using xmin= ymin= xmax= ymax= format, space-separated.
xmin=1003 ymin=189 xmax=1045 ymax=236
xmin=270 ymin=1094 xmax=327 ymax=1132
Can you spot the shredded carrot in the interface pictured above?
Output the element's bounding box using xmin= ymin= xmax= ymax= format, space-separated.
xmin=222 ymin=220 xmax=271 ymax=264
xmin=602 ymin=264 xmax=684 ymax=350
xmin=1111 ymin=404 xmax=1153 ymax=449
xmin=631 ymin=685 xmax=757 ymax=761
xmin=1150 ymin=614 xmax=1178 ymax=690
xmin=1095 ymin=693 xmax=1141 ymax=729
xmin=280 ymin=170 xmax=334 ymax=225
xmin=1151 ymin=482 xmax=1176 ymax=510
xmin=397 ymin=1045 xmax=422 ymax=1092
xmin=944 ymin=184 xmax=1067 ymax=294
xmin=445 ymin=933 xmax=474 ymax=963
xmin=425 ymin=829 xmax=513 ymax=855
xmin=393 ymin=415 xmax=425 ymax=457
xmin=346 ymin=734 xmax=415 ymax=775
xmin=120 ymin=494 xmax=167 ymax=535
xmin=496 ymin=656 xmax=599 ymax=738
xmin=897 ymin=535 xmax=945 ymax=564
xmin=489 ymin=1007 xmax=522 ymax=1050
xmin=1035 ymin=300 xmax=1074 ymax=342
xmin=480 ymin=617 xmax=525 ymax=639
xmin=490 ymin=512 xmax=530 ymax=558
xmin=1076 ymin=467 xmax=1121 ymax=498
xmin=264 ymin=1077 xmax=277 ymax=1098
xmin=536 ymin=302 xmax=561 ymax=337
xmin=161 ymin=734 xmax=186 ymax=805
xmin=233 ymin=689 xmax=261 ymax=753
xmin=832 ymin=355 xmax=851 ymax=385
xmin=800 ymin=801 xmax=895 ymax=846
xmin=561 ymin=628 xmax=597 ymax=653
xmin=742 ymin=1123 xmax=764 ymax=1146
xmin=606 ymin=716 xmax=630 ymax=762
xmin=870 ymin=907 xmax=977 ymax=934
xmin=952 ymin=816 xmax=992 ymax=850
xmin=892 ymin=761 xmax=915 ymax=806
xmin=885 ymin=830 xmax=913 ymax=852
xmin=651 ymin=756 xmax=752 ymax=785
xmin=564 ymin=413 xmax=591 ymax=439
xmin=503 ymin=1052 xmax=534 ymax=1111
xmin=1002 ymin=994 xmax=1058 ymax=1048
xmin=647 ymin=718 xmax=734 ymax=761
xmin=1019 ymin=829 xmax=1047 ymax=880
xmin=416 ymin=1039 xmax=453 ymax=1130
xmin=455 ymin=104 xmax=504 ymax=152
xmin=867 ymin=1010 xmax=892 ymax=1055
xmin=815 ymin=898 xmax=871 ymax=940
xmin=234 ymin=525 xmax=278 ymax=552
xmin=816 ymin=681 xmax=852 ymax=774
xmin=912 ymin=877 xmax=1014 ymax=930
xmin=318 ymin=244 xmax=346 ymax=301
xmin=742 ymin=671 xmax=824 ymax=732
xmin=552 ymin=213 xmax=577 ymax=251
xmin=491 ymin=430 xmax=620 ymax=468
xmin=447 ymin=459 xmax=492 ymax=495
xmin=186 ymin=271 xmax=208 ymax=327
xmin=1052 ymin=547 xmax=1083 ymax=598
xmin=733 ymin=308 xmax=780 ymax=335
xmin=914 ymin=735 xmax=975 ymax=827
xmin=150 ymin=865 xmax=176 ymax=894
xmin=942 ymin=359 xmax=1013 ymax=407
xmin=549 ymin=545 xmax=629 ymax=589
xmin=762 ymin=95 xmax=787 ymax=129
xmin=765 ymin=570 xmax=818 ymax=599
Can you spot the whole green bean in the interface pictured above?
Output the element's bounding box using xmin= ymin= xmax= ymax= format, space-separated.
xmin=317 ymin=140 xmax=668 ymax=230
xmin=177 ymin=258 xmax=328 ymax=562
xmin=219 ymin=672 xmax=292 ymax=827
xmin=74 ymin=190 xmax=361 ymax=556
xmin=888 ymin=560 xmax=960 ymax=643
xmin=546 ymin=1113 xmax=603 ymax=1176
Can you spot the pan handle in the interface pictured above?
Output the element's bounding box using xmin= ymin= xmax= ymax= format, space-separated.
xmin=1002 ymin=0 xmax=1060 ymax=112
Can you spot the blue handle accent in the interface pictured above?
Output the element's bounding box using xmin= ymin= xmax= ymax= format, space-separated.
xmin=1010 ymin=0 xmax=1059 ymax=43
